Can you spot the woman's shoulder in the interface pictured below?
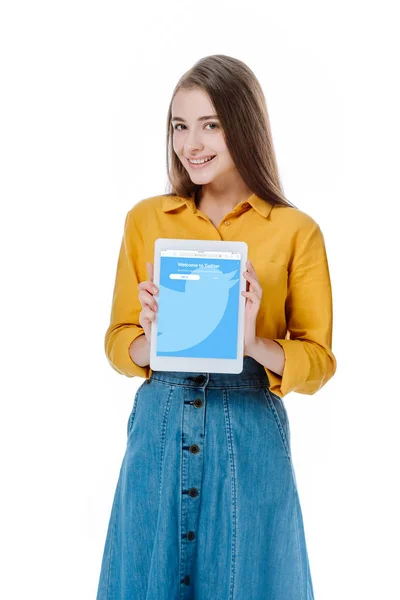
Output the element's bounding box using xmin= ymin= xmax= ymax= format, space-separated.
xmin=125 ymin=193 xmax=175 ymax=222
xmin=271 ymin=202 xmax=320 ymax=233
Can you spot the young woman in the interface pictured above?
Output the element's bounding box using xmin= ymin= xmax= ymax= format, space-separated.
xmin=96 ymin=54 xmax=337 ymax=600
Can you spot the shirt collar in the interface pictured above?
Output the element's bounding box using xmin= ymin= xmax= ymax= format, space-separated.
xmin=162 ymin=191 xmax=273 ymax=219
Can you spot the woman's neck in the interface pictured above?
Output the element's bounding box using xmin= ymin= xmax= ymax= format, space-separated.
xmin=195 ymin=185 xmax=253 ymax=213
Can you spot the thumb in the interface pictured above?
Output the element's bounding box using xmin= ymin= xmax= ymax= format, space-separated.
xmin=146 ymin=262 xmax=154 ymax=282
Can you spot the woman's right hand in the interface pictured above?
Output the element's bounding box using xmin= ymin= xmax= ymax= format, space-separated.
xmin=138 ymin=262 xmax=158 ymax=344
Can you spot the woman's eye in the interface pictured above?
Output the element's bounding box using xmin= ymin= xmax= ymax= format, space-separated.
xmin=173 ymin=122 xmax=218 ymax=131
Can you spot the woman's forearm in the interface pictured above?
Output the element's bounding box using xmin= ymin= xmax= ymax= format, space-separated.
xmin=129 ymin=334 xmax=150 ymax=367
xmin=246 ymin=336 xmax=285 ymax=376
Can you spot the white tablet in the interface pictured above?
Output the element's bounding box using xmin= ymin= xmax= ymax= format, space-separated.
xmin=149 ymin=238 xmax=248 ymax=374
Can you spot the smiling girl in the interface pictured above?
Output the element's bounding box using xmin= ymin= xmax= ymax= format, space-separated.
xmin=96 ymin=54 xmax=337 ymax=600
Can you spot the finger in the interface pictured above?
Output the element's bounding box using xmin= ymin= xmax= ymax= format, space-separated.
xmin=243 ymin=270 xmax=261 ymax=290
xmin=245 ymin=261 xmax=258 ymax=278
xmin=247 ymin=260 xmax=258 ymax=278
xmin=146 ymin=262 xmax=154 ymax=282
xmin=143 ymin=306 xmax=156 ymax=320
xmin=139 ymin=290 xmax=158 ymax=310
xmin=241 ymin=290 xmax=260 ymax=301
xmin=146 ymin=306 xmax=157 ymax=319
xmin=138 ymin=280 xmax=158 ymax=295
xmin=242 ymin=284 xmax=262 ymax=297
xmin=146 ymin=263 xmax=158 ymax=294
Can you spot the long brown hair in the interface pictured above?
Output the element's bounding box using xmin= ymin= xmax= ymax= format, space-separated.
xmin=164 ymin=54 xmax=297 ymax=209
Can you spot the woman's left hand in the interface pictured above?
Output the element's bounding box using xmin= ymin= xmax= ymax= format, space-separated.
xmin=241 ymin=259 xmax=262 ymax=355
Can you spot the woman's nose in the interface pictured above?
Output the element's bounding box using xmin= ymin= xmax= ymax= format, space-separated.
xmin=185 ymin=129 xmax=204 ymax=153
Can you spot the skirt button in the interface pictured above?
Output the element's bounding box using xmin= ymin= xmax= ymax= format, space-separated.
xmin=181 ymin=575 xmax=190 ymax=586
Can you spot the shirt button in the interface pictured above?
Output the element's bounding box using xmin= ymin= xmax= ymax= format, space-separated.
xmin=194 ymin=398 xmax=203 ymax=408
xmin=188 ymin=487 xmax=199 ymax=497
xmin=189 ymin=444 xmax=200 ymax=454
xmin=224 ymin=220 xmax=231 ymax=225
xmin=182 ymin=575 xmax=190 ymax=586
xmin=187 ymin=531 xmax=196 ymax=541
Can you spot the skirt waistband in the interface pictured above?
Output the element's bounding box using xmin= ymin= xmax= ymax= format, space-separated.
xmin=149 ymin=356 xmax=270 ymax=389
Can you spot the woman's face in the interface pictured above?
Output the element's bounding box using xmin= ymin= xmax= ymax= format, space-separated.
xmin=171 ymin=88 xmax=237 ymax=186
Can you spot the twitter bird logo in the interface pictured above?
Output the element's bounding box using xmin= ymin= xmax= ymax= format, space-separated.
xmin=156 ymin=266 xmax=239 ymax=352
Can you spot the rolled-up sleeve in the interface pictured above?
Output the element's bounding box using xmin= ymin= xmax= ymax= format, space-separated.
xmin=266 ymin=221 xmax=337 ymax=397
xmin=104 ymin=210 xmax=150 ymax=379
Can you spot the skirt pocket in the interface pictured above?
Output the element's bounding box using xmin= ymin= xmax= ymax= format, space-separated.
xmin=126 ymin=381 xmax=146 ymax=437
xmin=261 ymin=387 xmax=292 ymax=459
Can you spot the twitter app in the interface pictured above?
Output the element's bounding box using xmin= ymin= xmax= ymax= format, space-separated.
xmin=156 ymin=249 xmax=241 ymax=358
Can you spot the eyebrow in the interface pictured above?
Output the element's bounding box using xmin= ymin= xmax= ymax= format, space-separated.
xmin=171 ymin=115 xmax=219 ymax=122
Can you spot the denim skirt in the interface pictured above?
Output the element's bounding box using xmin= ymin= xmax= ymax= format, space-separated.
xmin=96 ymin=356 xmax=315 ymax=600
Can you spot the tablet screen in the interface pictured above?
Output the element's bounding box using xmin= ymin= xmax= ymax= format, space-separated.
xmin=156 ymin=247 xmax=242 ymax=359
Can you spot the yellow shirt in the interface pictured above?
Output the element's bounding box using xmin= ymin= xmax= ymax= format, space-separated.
xmin=104 ymin=192 xmax=337 ymax=398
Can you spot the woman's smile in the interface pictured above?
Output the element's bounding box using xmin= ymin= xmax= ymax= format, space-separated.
xmin=186 ymin=155 xmax=217 ymax=169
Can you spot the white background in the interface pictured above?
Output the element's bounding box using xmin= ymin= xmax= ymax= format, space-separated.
xmin=1 ymin=1 xmax=399 ymax=598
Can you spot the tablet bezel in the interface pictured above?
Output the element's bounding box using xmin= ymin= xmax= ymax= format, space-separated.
xmin=149 ymin=237 xmax=248 ymax=374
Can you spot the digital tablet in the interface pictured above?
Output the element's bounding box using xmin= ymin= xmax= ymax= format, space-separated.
xmin=149 ymin=238 xmax=248 ymax=374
